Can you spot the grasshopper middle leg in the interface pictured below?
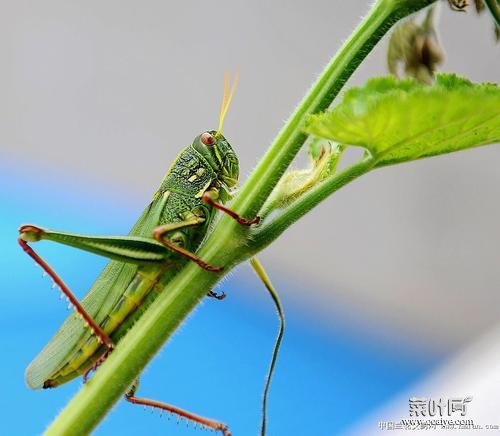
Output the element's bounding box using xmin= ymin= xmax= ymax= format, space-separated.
xmin=207 ymin=290 xmax=226 ymax=300
xmin=125 ymin=379 xmax=231 ymax=436
xmin=154 ymin=193 xmax=260 ymax=273
xmin=152 ymin=218 xmax=225 ymax=272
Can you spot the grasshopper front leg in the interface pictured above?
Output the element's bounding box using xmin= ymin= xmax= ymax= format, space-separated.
xmin=202 ymin=190 xmax=260 ymax=226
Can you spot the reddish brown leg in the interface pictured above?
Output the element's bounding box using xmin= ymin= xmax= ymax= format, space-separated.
xmin=207 ymin=290 xmax=226 ymax=300
xmin=82 ymin=348 xmax=113 ymax=383
xmin=202 ymin=193 xmax=260 ymax=226
xmin=18 ymin=232 xmax=115 ymax=352
xmin=125 ymin=384 xmax=231 ymax=436
xmin=152 ymin=226 xmax=223 ymax=273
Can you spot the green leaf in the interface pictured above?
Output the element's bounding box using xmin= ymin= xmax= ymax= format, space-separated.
xmin=304 ymin=74 xmax=500 ymax=167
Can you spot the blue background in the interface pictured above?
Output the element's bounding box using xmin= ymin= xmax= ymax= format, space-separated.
xmin=1 ymin=163 xmax=441 ymax=435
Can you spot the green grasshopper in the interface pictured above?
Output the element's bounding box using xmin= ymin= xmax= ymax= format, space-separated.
xmin=18 ymin=75 xmax=284 ymax=436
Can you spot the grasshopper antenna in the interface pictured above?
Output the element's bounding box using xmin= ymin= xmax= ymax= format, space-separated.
xmin=216 ymin=71 xmax=239 ymax=137
xmin=249 ymin=257 xmax=285 ymax=436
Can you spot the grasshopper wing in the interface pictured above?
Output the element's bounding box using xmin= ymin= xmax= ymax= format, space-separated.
xmin=25 ymin=198 xmax=167 ymax=389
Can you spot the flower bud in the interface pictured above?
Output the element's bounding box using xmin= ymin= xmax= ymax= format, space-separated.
xmin=387 ymin=7 xmax=444 ymax=84
xmin=264 ymin=140 xmax=344 ymax=212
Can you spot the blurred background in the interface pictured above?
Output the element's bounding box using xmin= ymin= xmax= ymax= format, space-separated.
xmin=1 ymin=1 xmax=499 ymax=435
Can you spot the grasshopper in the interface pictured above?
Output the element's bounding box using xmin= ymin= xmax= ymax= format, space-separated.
xmin=19 ymin=75 xmax=284 ymax=436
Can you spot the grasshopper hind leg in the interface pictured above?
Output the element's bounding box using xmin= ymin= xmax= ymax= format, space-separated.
xmin=18 ymin=230 xmax=116 ymax=386
xmin=18 ymin=231 xmax=115 ymax=352
xmin=125 ymin=379 xmax=231 ymax=436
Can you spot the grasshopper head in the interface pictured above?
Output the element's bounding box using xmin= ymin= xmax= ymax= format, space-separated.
xmin=193 ymin=130 xmax=239 ymax=189
xmin=191 ymin=73 xmax=240 ymax=190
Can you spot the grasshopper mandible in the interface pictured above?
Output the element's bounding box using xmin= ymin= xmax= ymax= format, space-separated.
xmin=19 ymin=74 xmax=284 ymax=436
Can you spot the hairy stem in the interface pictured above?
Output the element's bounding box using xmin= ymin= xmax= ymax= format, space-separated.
xmin=228 ymin=0 xmax=436 ymax=221
xmin=44 ymin=262 xmax=225 ymax=435
xmin=44 ymin=1 xmax=437 ymax=434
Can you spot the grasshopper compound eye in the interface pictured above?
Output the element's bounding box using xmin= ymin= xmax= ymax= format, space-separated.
xmin=200 ymin=132 xmax=215 ymax=146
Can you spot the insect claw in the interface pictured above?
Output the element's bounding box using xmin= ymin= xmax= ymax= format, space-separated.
xmin=42 ymin=271 xmax=48 ymax=277
xmin=207 ymin=290 xmax=226 ymax=300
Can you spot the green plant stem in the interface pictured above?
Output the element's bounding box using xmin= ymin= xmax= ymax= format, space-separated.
xmin=44 ymin=1 xmax=437 ymax=434
xmin=45 ymin=262 xmax=223 ymax=435
xmin=484 ymin=0 xmax=500 ymax=27
xmin=228 ymin=0 xmax=436 ymax=222
xmin=251 ymin=157 xmax=376 ymax=252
